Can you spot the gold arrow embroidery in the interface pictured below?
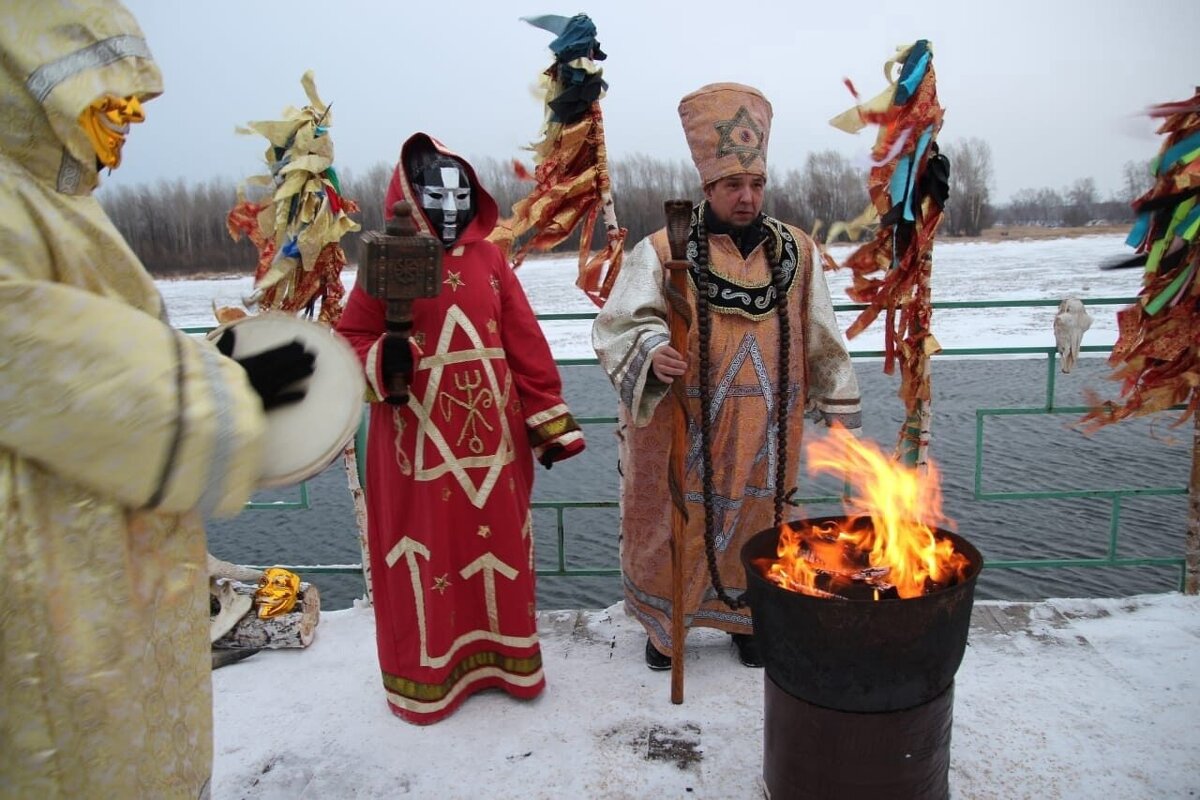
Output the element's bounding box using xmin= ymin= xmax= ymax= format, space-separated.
xmin=387 ymin=535 xmax=535 ymax=667
xmin=460 ymin=552 xmax=519 ymax=633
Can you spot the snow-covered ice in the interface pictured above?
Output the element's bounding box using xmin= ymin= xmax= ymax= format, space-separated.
xmin=160 ymin=233 xmax=1144 ymax=359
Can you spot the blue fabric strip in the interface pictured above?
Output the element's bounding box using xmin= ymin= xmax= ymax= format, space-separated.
xmin=901 ymin=127 xmax=934 ymax=222
xmin=1126 ymin=211 xmax=1151 ymax=248
xmin=1159 ymin=131 xmax=1200 ymax=172
xmin=896 ymin=52 xmax=931 ymax=104
xmin=894 ymin=40 xmax=931 ymax=104
xmin=1179 ymin=205 xmax=1200 ymax=240
xmin=890 ymin=156 xmax=912 ymax=209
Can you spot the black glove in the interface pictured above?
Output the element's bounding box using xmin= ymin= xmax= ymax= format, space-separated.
xmin=217 ymin=328 xmax=316 ymax=411
xmin=539 ymin=443 xmax=565 ymax=470
xmin=382 ymin=332 xmax=413 ymax=379
xmin=381 ymin=332 xmax=413 ymax=405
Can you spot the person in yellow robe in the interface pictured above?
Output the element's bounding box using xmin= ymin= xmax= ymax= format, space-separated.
xmin=0 ymin=3 xmax=311 ymax=796
xmin=592 ymin=83 xmax=862 ymax=671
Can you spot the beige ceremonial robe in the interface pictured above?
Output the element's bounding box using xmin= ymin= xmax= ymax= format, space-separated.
xmin=1 ymin=4 xmax=267 ymax=797
xmin=593 ymin=206 xmax=862 ymax=652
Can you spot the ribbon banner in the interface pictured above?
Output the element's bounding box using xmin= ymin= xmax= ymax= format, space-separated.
xmin=830 ymin=40 xmax=950 ymax=467
xmin=488 ymin=13 xmax=626 ymax=307
xmin=1084 ymin=89 xmax=1200 ymax=430
xmin=1081 ymin=89 xmax=1200 ymax=594
xmin=223 ymin=70 xmax=360 ymax=326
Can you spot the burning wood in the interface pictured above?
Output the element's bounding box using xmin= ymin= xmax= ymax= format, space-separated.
xmin=759 ymin=423 xmax=971 ymax=600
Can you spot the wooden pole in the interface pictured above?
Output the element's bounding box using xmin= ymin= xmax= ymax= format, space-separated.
xmin=1186 ymin=407 xmax=1199 ymax=594
xmin=663 ymin=200 xmax=694 ymax=704
xmin=904 ymin=252 xmax=936 ymax=468
xmin=342 ymin=436 xmax=373 ymax=605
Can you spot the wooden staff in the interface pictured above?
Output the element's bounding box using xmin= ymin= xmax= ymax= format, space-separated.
xmin=662 ymin=200 xmax=694 ymax=704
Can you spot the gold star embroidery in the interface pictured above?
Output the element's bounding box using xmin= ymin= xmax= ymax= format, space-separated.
xmin=713 ymin=106 xmax=764 ymax=168
xmin=432 ymin=574 xmax=451 ymax=594
xmin=477 ymin=525 xmax=492 ymax=539
xmin=444 ymin=271 xmax=465 ymax=292
xmin=442 ymin=487 xmax=452 ymax=501
xmin=486 ymin=319 xmax=498 ymax=335
xmin=409 ymin=307 xmax=516 ymax=508
xmin=490 ymin=276 xmax=501 ymax=293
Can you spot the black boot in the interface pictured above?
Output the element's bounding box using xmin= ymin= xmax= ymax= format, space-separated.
xmin=644 ymin=638 xmax=672 ymax=671
xmin=731 ymin=633 xmax=763 ymax=668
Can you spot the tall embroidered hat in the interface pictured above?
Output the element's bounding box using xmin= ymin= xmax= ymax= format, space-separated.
xmin=677 ymin=82 xmax=773 ymax=186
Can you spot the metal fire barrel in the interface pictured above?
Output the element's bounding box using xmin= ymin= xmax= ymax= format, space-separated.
xmin=741 ymin=518 xmax=983 ymax=800
xmin=740 ymin=519 xmax=982 ymax=713
xmin=762 ymin=676 xmax=954 ymax=800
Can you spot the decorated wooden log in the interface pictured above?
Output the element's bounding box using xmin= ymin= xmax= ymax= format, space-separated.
xmin=212 ymin=580 xmax=321 ymax=650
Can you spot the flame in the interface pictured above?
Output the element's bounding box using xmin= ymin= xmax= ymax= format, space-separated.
xmin=764 ymin=423 xmax=970 ymax=600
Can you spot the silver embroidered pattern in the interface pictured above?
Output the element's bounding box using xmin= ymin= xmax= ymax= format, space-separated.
xmin=26 ymin=35 xmax=151 ymax=102
xmin=196 ymin=345 xmax=237 ymax=517
xmin=620 ymin=331 xmax=668 ymax=412
xmin=56 ymin=149 xmax=82 ymax=193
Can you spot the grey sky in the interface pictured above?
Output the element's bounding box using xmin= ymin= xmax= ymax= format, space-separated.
xmin=105 ymin=0 xmax=1200 ymax=204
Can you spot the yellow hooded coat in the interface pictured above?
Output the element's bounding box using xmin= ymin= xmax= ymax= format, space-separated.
xmin=0 ymin=3 xmax=267 ymax=796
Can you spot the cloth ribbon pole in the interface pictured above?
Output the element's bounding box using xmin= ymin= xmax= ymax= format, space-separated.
xmin=829 ymin=40 xmax=949 ymax=468
xmin=1082 ymin=88 xmax=1200 ymax=592
xmin=488 ymin=13 xmax=627 ymax=307
xmin=223 ymin=70 xmax=360 ymax=326
xmin=218 ymin=71 xmax=373 ymax=603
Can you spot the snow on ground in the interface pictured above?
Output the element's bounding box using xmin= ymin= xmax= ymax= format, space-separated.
xmin=160 ymin=233 xmax=1144 ymax=360
xmin=211 ymin=593 xmax=1200 ymax=799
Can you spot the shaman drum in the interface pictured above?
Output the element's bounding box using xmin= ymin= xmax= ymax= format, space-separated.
xmin=209 ymin=314 xmax=365 ymax=488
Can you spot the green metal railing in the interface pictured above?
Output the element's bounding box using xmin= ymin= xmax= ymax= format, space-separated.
xmin=199 ymin=297 xmax=1192 ymax=588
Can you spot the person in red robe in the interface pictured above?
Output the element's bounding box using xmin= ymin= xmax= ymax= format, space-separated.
xmin=337 ymin=133 xmax=585 ymax=724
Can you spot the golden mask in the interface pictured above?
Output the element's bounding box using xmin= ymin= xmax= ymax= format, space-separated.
xmin=254 ymin=567 xmax=301 ymax=619
xmin=78 ymin=95 xmax=145 ymax=169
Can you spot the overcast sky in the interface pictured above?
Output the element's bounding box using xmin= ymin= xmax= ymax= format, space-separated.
xmin=104 ymin=0 xmax=1199 ymax=204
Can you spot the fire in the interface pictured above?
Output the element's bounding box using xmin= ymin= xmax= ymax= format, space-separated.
xmin=763 ymin=423 xmax=970 ymax=600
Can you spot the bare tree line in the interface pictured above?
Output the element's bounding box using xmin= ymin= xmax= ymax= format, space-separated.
xmin=993 ymin=161 xmax=1151 ymax=228
xmin=98 ymin=143 xmax=1145 ymax=277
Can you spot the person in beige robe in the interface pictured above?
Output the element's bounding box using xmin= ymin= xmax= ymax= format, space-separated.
xmin=0 ymin=3 xmax=303 ymax=796
xmin=592 ymin=83 xmax=862 ymax=670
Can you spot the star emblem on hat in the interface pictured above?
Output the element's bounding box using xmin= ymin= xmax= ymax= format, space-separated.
xmin=713 ymin=106 xmax=764 ymax=168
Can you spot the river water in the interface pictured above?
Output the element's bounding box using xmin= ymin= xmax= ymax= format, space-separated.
xmin=205 ymin=356 xmax=1190 ymax=610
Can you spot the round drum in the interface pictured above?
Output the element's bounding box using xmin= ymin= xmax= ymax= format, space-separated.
xmin=210 ymin=314 xmax=365 ymax=488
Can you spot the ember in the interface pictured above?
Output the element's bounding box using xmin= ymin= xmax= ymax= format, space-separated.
xmin=758 ymin=423 xmax=970 ymax=600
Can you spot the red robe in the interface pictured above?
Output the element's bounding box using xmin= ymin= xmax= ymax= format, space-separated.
xmin=337 ymin=133 xmax=584 ymax=724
